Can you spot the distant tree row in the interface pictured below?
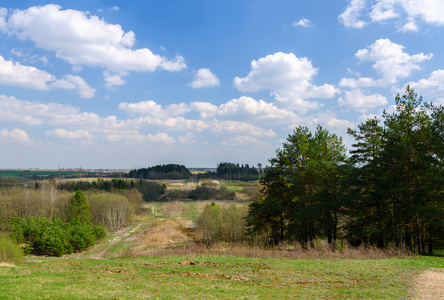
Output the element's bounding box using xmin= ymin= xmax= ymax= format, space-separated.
xmin=247 ymin=87 xmax=444 ymax=255
xmin=198 ymin=162 xmax=261 ymax=181
xmin=128 ymin=164 xmax=191 ymax=180
xmin=57 ymin=178 xmax=164 ymax=202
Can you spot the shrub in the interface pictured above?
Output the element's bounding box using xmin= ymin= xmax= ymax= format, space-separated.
xmin=9 ymin=216 xmax=106 ymax=256
xmin=196 ymin=203 xmax=248 ymax=244
xmin=32 ymin=219 xmax=73 ymax=256
xmin=0 ymin=236 xmax=24 ymax=265
xmin=68 ymin=222 xmax=95 ymax=251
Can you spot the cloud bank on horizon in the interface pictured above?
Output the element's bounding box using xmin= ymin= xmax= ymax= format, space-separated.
xmin=0 ymin=1 xmax=443 ymax=168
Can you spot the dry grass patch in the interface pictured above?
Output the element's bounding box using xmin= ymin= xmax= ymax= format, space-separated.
xmin=135 ymin=219 xmax=193 ymax=248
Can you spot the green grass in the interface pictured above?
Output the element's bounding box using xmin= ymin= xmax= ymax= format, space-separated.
xmin=181 ymin=201 xmax=198 ymax=222
xmin=0 ymin=255 xmax=442 ymax=299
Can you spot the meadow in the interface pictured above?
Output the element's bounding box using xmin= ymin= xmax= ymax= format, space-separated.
xmin=1 ymin=178 xmax=443 ymax=299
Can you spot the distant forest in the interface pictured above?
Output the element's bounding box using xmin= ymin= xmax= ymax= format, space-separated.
xmin=198 ymin=162 xmax=262 ymax=181
xmin=128 ymin=164 xmax=191 ymax=180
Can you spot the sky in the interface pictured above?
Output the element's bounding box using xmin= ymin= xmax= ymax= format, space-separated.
xmin=1 ymin=0 xmax=444 ymax=169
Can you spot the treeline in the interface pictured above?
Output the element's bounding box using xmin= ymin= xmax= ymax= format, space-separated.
xmin=129 ymin=164 xmax=191 ymax=179
xmin=198 ymin=162 xmax=262 ymax=181
xmin=4 ymin=190 xmax=107 ymax=256
xmin=247 ymin=87 xmax=444 ymax=255
xmin=0 ymin=183 xmax=143 ymax=231
xmin=57 ymin=178 xmax=164 ymax=202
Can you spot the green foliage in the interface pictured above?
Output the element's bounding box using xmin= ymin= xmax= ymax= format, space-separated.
xmin=129 ymin=164 xmax=191 ymax=179
xmin=246 ymin=87 xmax=444 ymax=254
xmin=137 ymin=180 xmax=164 ymax=202
xmin=247 ymin=125 xmax=347 ymax=246
xmin=68 ymin=222 xmax=97 ymax=252
xmin=32 ymin=219 xmax=73 ymax=256
xmin=9 ymin=216 xmax=106 ymax=256
xmin=197 ymin=203 xmax=247 ymax=244
xmin=0 ymin=236 xmax=24 ymax=265
xmin=67 ymin=190 xmax=91 ymax=224
xmin=188 ymin=183 xmax=235 ymax=200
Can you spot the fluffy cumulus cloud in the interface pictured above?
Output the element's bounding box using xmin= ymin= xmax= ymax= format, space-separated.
xmin=0 ymin=55 xmax=95 ymax=97
xmin=103 ymin=71 xmax=128 ymax=88
xmin=46 ymin=128 xmax=91 ymax=139
xmin=234 ymin=52 xmax=339 ymax=112
xmin=0 ymin=94 xmax=80 ymax=125
xmin=190 ymin=68 xmax=220 ymax=88
xmin=0 ymin=55 xmax=55 ymax=89
xmin=0 ymin=128 xmax=30 ymax=142
xmin=0 ymin=4 xmax=186 ymax=73
xmin=51 ymin=75 xmax=95 ymax=98
xmin=340 ymin=39 xmax=432 ymax=88
xmin=339 ymin=0 xmax=444 ymax=31
xmin=338 ymin=0 xmax=367 ymax=28
xmin=338 ymin=89 xmax=387 ymax=112
xmin=407 ymin=69 xmax=444 ymax=99
xmin=119 ymin=101 xmax=190 ymax=118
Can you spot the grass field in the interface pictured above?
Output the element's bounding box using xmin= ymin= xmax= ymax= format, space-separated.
xmin=1 ymin=186 xmax=443 ymax=299
xmin=1 ymin=255 xmax=443 ymax=299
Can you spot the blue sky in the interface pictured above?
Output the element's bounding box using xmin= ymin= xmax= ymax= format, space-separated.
xmin=1 ymin=0 xmax=444 ymax=169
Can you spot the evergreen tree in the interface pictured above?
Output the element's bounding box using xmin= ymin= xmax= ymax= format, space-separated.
xmin=67 ymin=190 xmax=91 ymax=224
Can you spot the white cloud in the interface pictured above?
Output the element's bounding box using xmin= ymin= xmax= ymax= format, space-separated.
xmin=339 ymin=0 xmax=444 ymax=30
xmin=319 ymin=112 xmax=355 ymax=129
xmin=293 ymin=18 xmax=312 ymax=27
xmin=160 ymin=55 xmax=186 ymax=71
xmin=0 ymin=128 xmax=30 ymax=142
xmin=399 ymin=21 xmax=419 ymax=32
xmin=0 ymin=55 xmax=95 ymax=97
xmin=47 ymin=128 xmax=91 ymax=139
xmin=339 ymin=77 xmax=378 ymax=88
xmin=0 ymin=94 xmax=79 ymax=125
xmin=0 ymin=55 xmax=55 ymax=89
xmin=51 ymin=75 xmax=95 ymax=98
xmin=338 ymin=89 xmax=387 ymax=112
xmin=104 ymin=132 xmax=175 ymax=144
xmin=190 ymin=68 xmax=220 ymax=88
xmin=338 ymin=0 xmax=367 ymax=28
xmin=103 ymin=71 xmax=128 ymax=88
xmin=213 ymin=96 xmax=298 ymax=124
xmin=234 ymin=52 xmax=339 ymax=112
xmin=340 ymin=39 xmax=432 ymax=87
xmin=119 ymin=101 xmax=190 ymax=118
xmin=108 ymin=6 xmax=119 ymax=12
xmin=221 ymin=135 xmax=272 ymax=147
xmin=189 ymin=102 xmax=218 ymax=119
xmin=178 ymin=133 xmax=196 ymax=145
xmin=407 ymin=69 xmax=444 ymax=99
xmin=0 ymin=4 xmax=186 ymax=73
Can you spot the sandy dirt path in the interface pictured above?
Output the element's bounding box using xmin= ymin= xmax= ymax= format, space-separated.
xmin=89 ymin=223 xmax=143 ymax=259
xmin=412 ymin=269 xmax=444 ymax=299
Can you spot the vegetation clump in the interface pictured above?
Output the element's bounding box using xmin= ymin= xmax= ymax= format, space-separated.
xmin=246 ymin=87 xmax=444 ymax=254
xmin=129 ymin=164 xmax=191 ymax=179
xmin=0 ymin=236 xmax=24 ymax=265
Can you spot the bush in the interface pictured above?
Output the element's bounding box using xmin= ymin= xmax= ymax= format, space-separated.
xmin=196 ymin=203 xmax=248 ymax=244
xmin=0 ymin=236 xmax=24 ymax=265
xmin=32 ymin=219 xmax=73 ymax=256
xmin=9 ymin=216 xmax=106 ymax=256
xmin=68 ymin=222 xmax=97 ymax=252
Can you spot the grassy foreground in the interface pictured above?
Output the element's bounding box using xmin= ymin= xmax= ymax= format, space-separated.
xmin=1 ymin=255 xmax=443 ymax=299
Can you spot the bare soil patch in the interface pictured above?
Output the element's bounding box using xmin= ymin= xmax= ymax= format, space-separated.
xmin=413 ymin=269 xmax=444 ymax=299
